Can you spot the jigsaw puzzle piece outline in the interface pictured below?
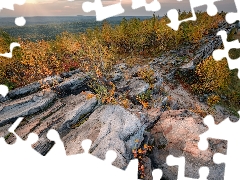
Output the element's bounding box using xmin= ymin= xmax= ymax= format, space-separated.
xmin=167 ymin=155 xmax=209 ymax=180
xmin=131 ymin=0 xmax=161 ymax=12
xmin=167 ymin=0 xmax=221 ymax=30
xmin=226 ymin=0 xmax=240 ymax=24
xmin=198 ymin=113 xmax=240 ymax=180
xmin=82 ymin=0 xmax=125 ymax=21
xmin=1 ymin=122 xmax=140 ymax=180
xmin=62 ymin=138 xmax=140 ymax=180
xmin=212 ymin=30 xmax=240 ymax=78
xmin=0 ymin=42 xmax=21 ymax=58
xmin=0 ymin=0 xmax=26 ymax=11
xmin=0 ymin=0 xmax=240 ymax=179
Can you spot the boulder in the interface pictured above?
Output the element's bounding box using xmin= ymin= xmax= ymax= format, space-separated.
xmin=62 ymin=105 xmax=146 ymax=169
xmin=13 ymin=91 xmax=97 ymax=154
xmin=111 ymin=71 xmax=123 ymax=82
xmin=149 ymin=110 xmax=227 ymax=180
xmin=0 ymin=95 xmax=10 ymax=103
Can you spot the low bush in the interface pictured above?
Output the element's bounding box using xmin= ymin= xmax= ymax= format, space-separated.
xmin=0 ymin=11 xmax=226 ymax=88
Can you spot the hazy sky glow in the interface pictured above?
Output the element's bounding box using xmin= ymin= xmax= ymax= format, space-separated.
xmin=0 ymin=0 xmax=237 ymax=17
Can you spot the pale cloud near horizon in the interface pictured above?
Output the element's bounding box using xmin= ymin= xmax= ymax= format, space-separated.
xmin=0 ymin=0 xmax=237 ymax=17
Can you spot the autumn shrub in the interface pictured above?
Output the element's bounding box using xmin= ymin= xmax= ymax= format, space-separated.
xmin=219 ymin=69 xmax=240 ymax=116
xmin=0 ymin=11 xmax=226 ymax=89
xmin=207 ymin=95 xmax=221 ymax=106
xmin=132 ymin=143 xmax=153 ymax=179
xmin=88 ymin=80 xmax=116 ymax=104
xmin=191 ymin=56 xmax=230 ymax=94
xmin=190 ymin=104 xmax=208 ymax=117
xmin=137 ymin=66 xmax=155 ymax=85
xmin=136 ymin=89 xmax=152 ymax=109
xmin=190 ymin=55 xmax=240 ymax=115
xmin=0 ymin=30 xmax=23 ymax=88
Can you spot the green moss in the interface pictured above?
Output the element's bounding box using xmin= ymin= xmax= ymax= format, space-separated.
xmin=137 ymin=89 xmax=153 ymax=102
xmin=71 ymin=112 xmax=92 ymax=128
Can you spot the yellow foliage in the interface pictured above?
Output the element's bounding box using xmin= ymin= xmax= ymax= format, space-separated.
xmin=137 ymin=66 xmax=155 ymax=85
xmin=120 ymin=99 xmax=130 ymax=108
xmin=86 ymin=93 xmax=96 ymax=99
xmin=191 ymin=56 xmax=230 ymax=94
xmin=132 ymin=142 xmax=153 ymax=179
xmin=207 ymin=95 xmax=221 ymax=106
xmin=0 ymin=12 xmax=226 ymax=89
xmin=190 ymin=104 xmax=207 ymax=117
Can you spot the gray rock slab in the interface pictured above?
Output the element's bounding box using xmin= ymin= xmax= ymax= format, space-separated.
xmin=0 ymin=91 xmax=56 ymax=126
xmin=53 ymin=73 xmax=90 ymax=97
xmin=8 ymin=82 xmax=41 ymax=100
xmin=58 ymin=92 xmax=98 ymax=137
xmin=63 ymin=105 xmax=145 ymax=169
xmin=40 ymin=75 xmax=63 ymax=86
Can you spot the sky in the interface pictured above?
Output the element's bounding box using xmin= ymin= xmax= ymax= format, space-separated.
xmin=0 ymin=0 xmax=237 ymax=17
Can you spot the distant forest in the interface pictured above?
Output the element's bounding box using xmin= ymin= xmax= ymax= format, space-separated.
xmin=0 ymin=16 xmax=152 ymax=41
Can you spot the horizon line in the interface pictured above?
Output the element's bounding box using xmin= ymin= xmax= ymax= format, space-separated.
xmin=0 ymin=15 xmax=154 ymax=18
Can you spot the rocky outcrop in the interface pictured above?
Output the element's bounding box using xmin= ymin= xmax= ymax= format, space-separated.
xmin=0 ymin=91 xmax=56 ymax=127
xmin=62 ymin=105 xmax=146 ymax=169
xmin=53 ymin=73 xmax=91 ymax=97
xmin=0 ymin=21 xmax=236 ymax=180
xmin=0 ymin=67 xmax=232 ymax=180
xmin=7 ymin=82 xmax=41 ymax=100
xmin=146 ymin=110 xmax=226 ymax=180
xmin=58 ymin=93 xmax=98 ymax=137
xmin=177 ymin=22 xmax=234 ymax=84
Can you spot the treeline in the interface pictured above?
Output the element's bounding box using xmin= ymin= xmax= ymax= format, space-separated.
xmin=0 ymin=11 xmax=226 ymax=89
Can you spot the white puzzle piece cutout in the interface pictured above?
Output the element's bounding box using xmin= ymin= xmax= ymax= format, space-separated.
xmin=226 ymin=0 xmax=240 ymax=24
xmin=0 ymin=85 xmax=9 ymax=97
xmin=0 ymin=42 xmax=20 ymax=58
xmin=82 ymin=0 xmax=124 ymax=21
xmin=131 ymin=0 xmax=161 ymax=12
xmin=167 ymin=155 xmax=209 ymax=180
xmin=167 ymin=0 xmax=221 ymax=30
xmin=212 ymin=30 xmax=240 ymax=78
xmin=0 ymin=117 xmax=140 ymax=180
xmin=198 ymin=114 xmax=240 ymax=180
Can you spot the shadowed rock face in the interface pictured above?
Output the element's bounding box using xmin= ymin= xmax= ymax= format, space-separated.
xmin=53 ymin=73 xmax=91 ymax=97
